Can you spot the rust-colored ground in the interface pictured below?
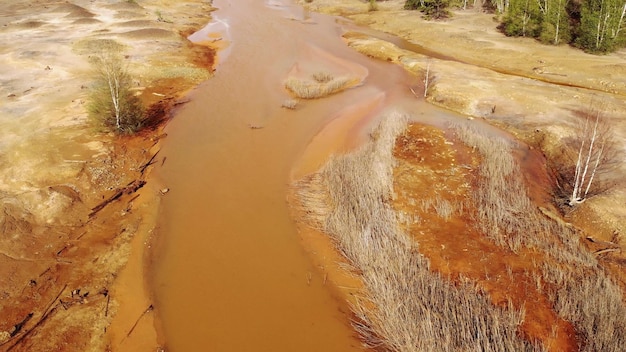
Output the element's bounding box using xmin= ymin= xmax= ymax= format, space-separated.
xmin=392 ymin=124 xmax=578 ymax=351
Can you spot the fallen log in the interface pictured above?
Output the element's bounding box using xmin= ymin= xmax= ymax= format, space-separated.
xmin=9 ymin=313 xmax=33 ymax=337
xmin=89 ymin=180 xmax=146 ymax=217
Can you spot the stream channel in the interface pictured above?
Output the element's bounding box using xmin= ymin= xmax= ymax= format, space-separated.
xmin=150 ymin=0 xmax=466 ymax=350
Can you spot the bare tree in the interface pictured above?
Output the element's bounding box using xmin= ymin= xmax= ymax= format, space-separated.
xmin=88 ymin=42 xmax=143 ymax=134
xmin=562 ymin=107 xmax=619 ymax=206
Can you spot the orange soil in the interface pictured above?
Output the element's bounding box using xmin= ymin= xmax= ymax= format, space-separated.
xmin=392 ymin=124 xmax=577 ymax=351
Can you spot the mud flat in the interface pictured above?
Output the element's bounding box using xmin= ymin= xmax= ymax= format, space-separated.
xmin=0 ymin=1 xmax=215 ymax=351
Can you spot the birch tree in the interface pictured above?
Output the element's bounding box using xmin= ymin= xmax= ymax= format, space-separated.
xmin=538 ymin=0 xmax=571 ymax=44
xmin=566 ymin=109 xmax=617 ymax=206
xmin=88 ymin=43 xmax=143 ymax=134
xmin=577 ymin=0 xmax=626 ymax=53
xmin=503 ymin=0 xmax=542 ymax=37
xmin=492 ymin=0 xmax=511 ymax=14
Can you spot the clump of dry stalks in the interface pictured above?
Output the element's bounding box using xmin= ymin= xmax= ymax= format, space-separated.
xmin=295 ymin=112 xmax=539 ymax=351
xmin=452 ymin=124 xmax=593 ymax=263
xmin=452 ymin=123 xmax=626 ymax=351
xmin=542 ymin=264 xmax=626 ymax=352
xmin=285 ymin=71 xmax=357 ymax=99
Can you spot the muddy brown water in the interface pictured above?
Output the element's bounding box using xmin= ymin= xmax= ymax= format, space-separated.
xmin=149 ymin=1 xmax=409 ymax=350
xmin=148 ymin=0 xmax=524 ymax=351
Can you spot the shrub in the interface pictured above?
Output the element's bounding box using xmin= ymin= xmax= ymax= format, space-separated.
xmin=368 ymin=0 xmax=379 ymax=12
xmin=405 ymin=0 xmax=451 ymax=20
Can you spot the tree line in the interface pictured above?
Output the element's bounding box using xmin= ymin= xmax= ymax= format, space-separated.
xmin=405 ymin=0 xmax=626 ymax=53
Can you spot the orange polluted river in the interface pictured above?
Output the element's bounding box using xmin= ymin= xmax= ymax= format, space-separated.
xmin=150 ymin=0 xmax=429 ymax=350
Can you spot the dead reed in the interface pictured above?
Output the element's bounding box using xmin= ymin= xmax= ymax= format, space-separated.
xmin=295 ymin=112 xmax=539 ymax=351
xmin=285 ymin=72 xmax=357 ymax=99
xmin=452 ymin=123 xmax=594 ymax=265
xmin=453 ymin=123 xmax=626 ymax=351
xmin=453 ymin=124 xmax=531 ymax=250
xmin=294 ymin=116 xmax=626 ymax=352
xmin=542 ymin=264 xmax=626 ymax=352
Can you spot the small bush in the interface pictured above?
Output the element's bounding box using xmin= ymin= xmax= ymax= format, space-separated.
xmin=368 ymin=0 xmax=379 ymax=12
xmin=404 ymin=0 xmax=451 ymax=20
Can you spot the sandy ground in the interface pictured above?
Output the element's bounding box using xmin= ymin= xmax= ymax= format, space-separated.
xmin=299 ymin=0 xmax=626 ymax=273
xmin=0 ymin=1 xmax=215 ymax=351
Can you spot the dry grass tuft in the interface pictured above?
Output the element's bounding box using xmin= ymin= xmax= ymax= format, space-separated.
xmin=294 ymin=115 xmax=626 ymax=352
xmin=312 ymin=71 xmax=333 ymax=83
xmin=281 ymin=99 xmax=298 ymax=110
xmin=452 ymin=124 xmax=594 ymax=265
xmin=453 ymin=124 xmax=532 ymax=250
xmin=542 ymin=264 xmax=626 ymax=351
xmin=285 ymin=72 xmax=357 ymax=99
xmin=295 ymin=112 xmax=540 ymax=351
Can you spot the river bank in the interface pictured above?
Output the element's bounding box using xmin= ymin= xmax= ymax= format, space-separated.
xmin=0 ymin=1 xmax=215 ymax=350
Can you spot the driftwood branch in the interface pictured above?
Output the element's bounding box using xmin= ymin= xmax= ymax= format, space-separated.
xmin=595 ymin=248 xmax=621 ymax=256
xmin=121 ymin=304 xmax=154 ymax=344
xmin=89 ymin=180 xmax=146 ymax=217
xmin=9 ymin=313 xmax=33 ymax=337
xmin=139 ymin=151 xmax=160 ymax=175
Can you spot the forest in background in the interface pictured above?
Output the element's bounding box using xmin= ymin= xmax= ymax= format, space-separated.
xmin=403 ymin=0 xmax=626 ymax=53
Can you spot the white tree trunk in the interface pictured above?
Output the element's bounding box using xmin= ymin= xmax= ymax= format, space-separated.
xmin=423 ymin=62 xmax=431 ymax=98
xmin=569 ymin=113 xmax=606 ymax=205
xmin=615 ymin=3 xmax=626 ymax=38
xmin=106 ymin=69 xmax=122 ymax=130
xmin=583 ymin=141 xmax=605 ymax=198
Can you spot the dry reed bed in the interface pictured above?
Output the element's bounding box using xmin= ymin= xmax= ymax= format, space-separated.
xmin=285 ymin=71 xmax=358 ymax=99
xmin=295 ymin=112 xmax=539 ymax=351
xmin=452 ymin=123 xmax=626 ymax=351
xmin=541 ymin=264 xmax=626 ymax=352
xmin=452 ymin=124 xmax=593 ymax=264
